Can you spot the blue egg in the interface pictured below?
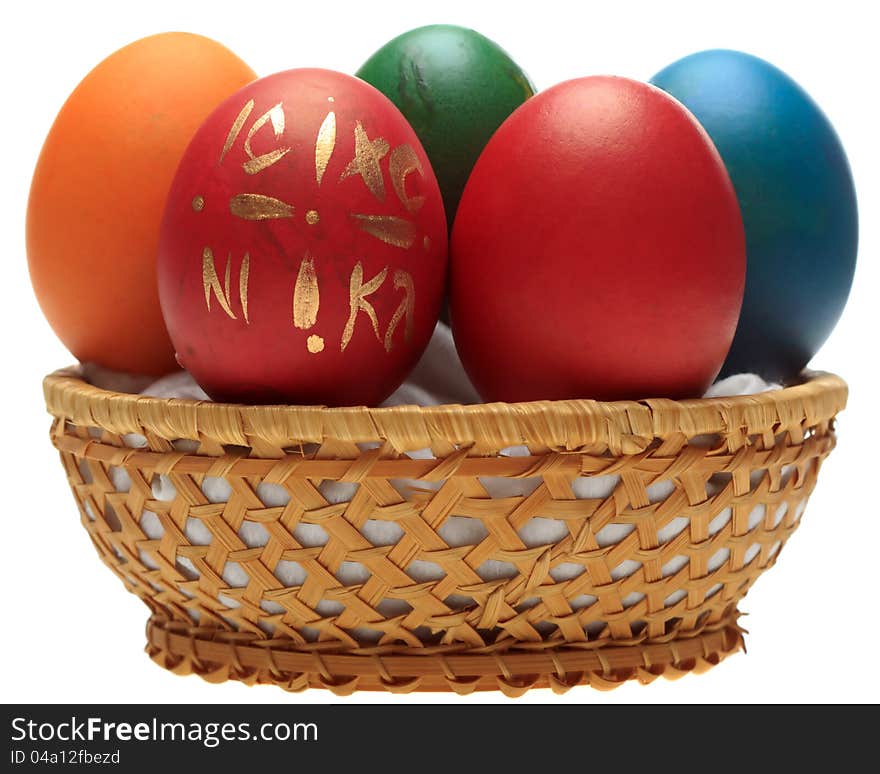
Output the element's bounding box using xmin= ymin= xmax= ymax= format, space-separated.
xmin=651 ymin=50 xmax=858 ymax=382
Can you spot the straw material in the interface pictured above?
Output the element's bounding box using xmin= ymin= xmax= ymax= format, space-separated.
xmin=43 ymin=369 xmax=847 ymax=694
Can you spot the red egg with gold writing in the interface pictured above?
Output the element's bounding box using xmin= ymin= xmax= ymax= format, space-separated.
xmin=159 ymin=69 xmax=447 ymax=405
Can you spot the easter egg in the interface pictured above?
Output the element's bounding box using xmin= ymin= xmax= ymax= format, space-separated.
xmin=450 ymin=76 xmax=746 ymax=403
xmin=158 ymin=69 xmax=448 ymax=406
xmin=651 ymin=50 xmax=858 ymax=382
xmin=356 ymin=24 xmax=535 ymax=228
xmin=27 ymin=33 xmax=256 ymax=376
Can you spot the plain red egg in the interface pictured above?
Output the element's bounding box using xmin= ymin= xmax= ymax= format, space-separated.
xmin=159 ymin=69 xmax=448 ymax=406
xmin=450 ymin=76 xmax=746 ymax=402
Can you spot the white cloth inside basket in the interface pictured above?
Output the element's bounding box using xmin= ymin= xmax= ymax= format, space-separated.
xmin=98 ymin=322 xmax=781 ymax=587
xmin=88 ymin=321 xmax=781 ymax=408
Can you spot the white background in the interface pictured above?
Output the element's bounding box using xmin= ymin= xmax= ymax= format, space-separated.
xmin=1 ymin=0 xmax=877 ymax=704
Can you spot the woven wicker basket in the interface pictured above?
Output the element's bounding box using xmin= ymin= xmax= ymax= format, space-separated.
xmin=43 ymin=368 xmax=846 ymax=695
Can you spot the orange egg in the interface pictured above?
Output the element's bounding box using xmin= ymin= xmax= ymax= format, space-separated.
xmin=27 ymin=32 xmax=256 ymax=375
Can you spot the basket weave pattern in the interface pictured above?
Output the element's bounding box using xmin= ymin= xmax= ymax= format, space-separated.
xmin=44 ymin=370 xmax=846 ymax=695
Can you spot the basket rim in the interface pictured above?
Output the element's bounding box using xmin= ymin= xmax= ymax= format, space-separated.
xmin=43 ymin=367 xmax=847 ymax=453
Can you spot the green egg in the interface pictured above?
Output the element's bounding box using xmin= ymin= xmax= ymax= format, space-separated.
xmin=356 ymin=24 xmax=535 ymax=230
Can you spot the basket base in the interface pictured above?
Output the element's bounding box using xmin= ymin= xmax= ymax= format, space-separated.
xmin=145 ymin=613 xmax=745 ymax=696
